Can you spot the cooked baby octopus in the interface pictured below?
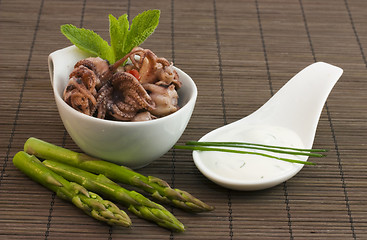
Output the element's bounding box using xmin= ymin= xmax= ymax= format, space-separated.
xmin=63 ymin=48 xmax=182 ymax=121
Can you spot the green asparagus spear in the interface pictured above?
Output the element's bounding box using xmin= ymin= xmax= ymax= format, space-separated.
xmin=12 ymin=151 xmax=131 ymax=227
xmin=24 ymin=137 xmax=214 ymax=213
xmin=43 ymin=160 xmax=185 ymax=232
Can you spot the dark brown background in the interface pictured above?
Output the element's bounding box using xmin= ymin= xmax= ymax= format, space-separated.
xmin=0 ymin=0 xmax=366 ymax=239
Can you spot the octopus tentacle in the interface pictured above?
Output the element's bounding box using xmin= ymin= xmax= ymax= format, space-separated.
xmin=115 ymin=100 xmax=137 ymax=112
xmin=134 ymin=49 xmax=182 ymax=88
xmin=63 ymin=77 xmax=97 ymax=117
xmin=67 ymin=77 xmax=97 ymax=106
xmin=91 ymin=81 xmax=113 ymax=118
xmin=69 ymin=90 xmax=91 ymax=115
xmin=96 ymin=99 xmax=107 ymax=119
xmin=63 ymin=65 xmax=100 ymax=116
xmin=74 ymin=58 xmax=110 ymax=87
xmin=155 ymin=57 xmax=170 ymax=67
xmin=110 ymin=47 xmax=145 ymax=72
xmin=112 ymin=72 xmax=155 ymax=111
xmin=155 ymin=64 xmax=181 ymax=88
xmin=129 ymin=47 xmax=145 ymax=69
xmin=69 ymin=65 xmax=97 ymax=91
xmin=107 ymin=99 xmax=138 ymax=121
xmin=138 ymin=50 xmax=159 ymax=84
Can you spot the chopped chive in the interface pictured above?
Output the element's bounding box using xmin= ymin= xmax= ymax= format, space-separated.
xmin=240 ymin=162 xmax=246 ymax=168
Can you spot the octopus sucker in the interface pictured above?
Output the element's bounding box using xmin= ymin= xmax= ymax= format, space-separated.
xmin=63 ymin=47 xmax=182 ymax=122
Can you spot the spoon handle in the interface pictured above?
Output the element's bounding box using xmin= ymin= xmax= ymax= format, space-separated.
xmin=245 ymin=62 xmax=343 ymax=148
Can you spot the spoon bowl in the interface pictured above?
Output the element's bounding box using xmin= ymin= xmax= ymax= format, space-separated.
xmin=193 ymin=62 xmax=343 ymax=191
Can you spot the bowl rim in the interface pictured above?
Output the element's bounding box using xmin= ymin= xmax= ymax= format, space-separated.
xmin=49 ymin=46 xmax=198 ymax=126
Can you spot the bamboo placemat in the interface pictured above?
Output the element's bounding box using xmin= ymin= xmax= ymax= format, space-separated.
xmin=1 ymin=0 xmax=366 ymax=239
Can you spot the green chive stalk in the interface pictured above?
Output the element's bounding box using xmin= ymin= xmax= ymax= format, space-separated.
xmin=186 ymin=141 xmax=327 ymax=157
xmin=174 ymin=145 xmax=315 ymax=165
xmin=173 ymin=141 xmax=328 ymax=165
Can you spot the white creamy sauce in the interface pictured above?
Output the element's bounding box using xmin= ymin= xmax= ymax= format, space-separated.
xmin=198 ymin=125 xmax=307 ymax=181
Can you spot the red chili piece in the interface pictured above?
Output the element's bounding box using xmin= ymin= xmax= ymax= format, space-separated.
xmin=128 ymin=69 xmax=141 ymax=80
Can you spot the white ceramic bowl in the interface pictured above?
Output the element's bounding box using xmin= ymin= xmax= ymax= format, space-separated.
xmin=48 ymin=46 xmax=197 ymax=169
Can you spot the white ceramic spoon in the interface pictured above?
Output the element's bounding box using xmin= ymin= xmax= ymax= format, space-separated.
xmin=193 ymin=62 xmax=343 ymax=191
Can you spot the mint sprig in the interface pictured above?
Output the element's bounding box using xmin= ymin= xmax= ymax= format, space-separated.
xmin=124 ymin=10 xmax=160 ymax=57
xmin=60 ymin=10 xmax=160 ymax=64
xmin=61 ymin=24 xmax=115 ymax=63
xmin=109 ymin=14 xmax=129 ymax=61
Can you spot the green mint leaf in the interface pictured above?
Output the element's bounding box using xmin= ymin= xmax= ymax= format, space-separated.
xmin=61 ymin=24 xmax=114 ymax=63
xmin=109 ymin=14 xmax=129 ymax=63
xmin=125 ymin=9 xmax=160 ymax=55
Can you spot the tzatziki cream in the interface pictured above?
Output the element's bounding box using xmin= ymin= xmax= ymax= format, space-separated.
xmin=196 ymin=125 xmax=307 ymax=181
